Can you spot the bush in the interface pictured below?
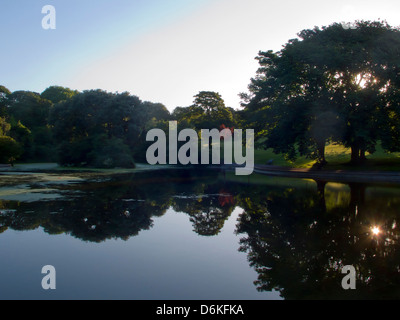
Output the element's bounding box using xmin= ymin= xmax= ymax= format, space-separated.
xmin=90 ymin=138 xmax=135 ymax=168
xmin=57 ymin=136 xmax=135 ymax=168
xmin=0 ymin=136 xmax=22 ymax=164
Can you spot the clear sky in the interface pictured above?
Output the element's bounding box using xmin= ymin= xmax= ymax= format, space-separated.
xmin=1 ymin=0 xmax=400 ymax=111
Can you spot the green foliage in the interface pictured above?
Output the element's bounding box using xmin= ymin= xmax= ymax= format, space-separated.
xmin=0 ymin=117 xmax=11 ymax=136
xmin=242 ymin=20 xmax=400 ymax=165
xmin=8 ymin=121 xmax=32 ymax=160
xmin=41 ymin=86 xmax=79 ymax=104
xmin=0 ymin=85 xmax=11 ymax=118
xmin=50 ymin=90 xmax=169 ymax=167
xmin=193 ymin=91 xmax=225 ymax=113
xmin=31 ymin=126 xmax=56 ymax=161
xmin=0 ymin=84 xmax=173 ymax=167
xmin=8 ymin=91 xmax=52 ymax=128
xmin=0 ymin=86 xmax=11 ymax=96
xmin=172 ymin=91 xmax=236 ymax=131
xmin=142 ymin=101 xmax=170 ymax=122
xmin=0 ymin=136 xmax=22 ymax=164
xmin=89 ymin=137 xmax=135 ymax=168
xmin=50 ymin=90 xmax=132 ymax=166
xmin=6 ymin=90 xmax=56 ymax=161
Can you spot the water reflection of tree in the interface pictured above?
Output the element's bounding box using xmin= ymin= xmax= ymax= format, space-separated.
xmin=171 ymin=182 xmax=237 ymax=236
xmin=236 ymin=182 xmax=400 ymax=299
xmin=3 ymin=168 xmax=399 ymax=298
xmin=173 ymin=195 xmax=234 ymax=236
xmin=0 ymin=178 xmax=171 ymax=242
xmin=0 ymin=170 xmax=193 ymax=242
xmin=0 ymin=169 xmax=238 ymax=241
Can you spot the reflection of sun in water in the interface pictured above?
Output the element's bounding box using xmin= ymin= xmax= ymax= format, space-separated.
xmin=371 ymin=226 xmax=381 ymax=236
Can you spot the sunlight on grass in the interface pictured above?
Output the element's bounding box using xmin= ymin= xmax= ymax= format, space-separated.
xmin=254 ymin=143 xmax=400 ymax=171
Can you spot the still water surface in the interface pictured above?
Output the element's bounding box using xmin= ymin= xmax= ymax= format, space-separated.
xmin=0 ymin=168 xmax=399 ymax=299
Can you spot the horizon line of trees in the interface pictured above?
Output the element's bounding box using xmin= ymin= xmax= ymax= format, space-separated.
xmin=0 ymin=86 xmax=238 ymax=167
xmin=1 ymin=20 xmax=400 ymax=168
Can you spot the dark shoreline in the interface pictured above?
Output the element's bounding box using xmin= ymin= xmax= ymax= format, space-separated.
xmin=252 ymin=165 xmax=400 ymax=184
xmin=2 ymin=163 xmax=400 ymax=185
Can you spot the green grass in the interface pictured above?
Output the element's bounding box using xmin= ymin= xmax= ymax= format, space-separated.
xmin=12 ymin=142 xmax=400 ymax=173
xmin=254 ymin=143 xmax=400 ymax=171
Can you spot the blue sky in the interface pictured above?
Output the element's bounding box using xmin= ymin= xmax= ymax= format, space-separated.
xmin=1 ymin=0 xmax=400 ymax=111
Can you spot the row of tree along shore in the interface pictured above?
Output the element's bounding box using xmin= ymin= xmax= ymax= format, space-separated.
xmin=1 ymin=20 xmax=400 ymax=169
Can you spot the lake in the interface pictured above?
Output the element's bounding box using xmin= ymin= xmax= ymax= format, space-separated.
xmin=0 ymin=167 xmax=399 ymax=300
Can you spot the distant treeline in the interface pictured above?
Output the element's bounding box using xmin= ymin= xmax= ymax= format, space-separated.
xmin=2 ymin=20 xmax=400 ymax=168
xmin=0 ymin=87 xmax=239 ymax=167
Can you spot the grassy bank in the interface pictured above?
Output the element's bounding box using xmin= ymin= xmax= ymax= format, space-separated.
xmin=254 ymin=143 xmax=400 ymax=171
xmin=6 ymin=142 xmax=400 ymax=174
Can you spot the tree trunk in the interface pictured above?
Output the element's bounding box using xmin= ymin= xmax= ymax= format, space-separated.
xmin=349 ymin=183 xmax=366 ymax=218
xmin=351 ymin=144 xmax=367 ymax=164
xmin=315 ymin=180 xmax=327 ymax=213
xmin=317 ymin=141 xmax=327 ymax=166
xmin=359 ymin=148 xmax=367 ymax=162
xmin=351 ymin=145 xmax=360 ymax=164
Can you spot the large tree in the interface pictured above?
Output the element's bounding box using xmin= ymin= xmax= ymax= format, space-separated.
xmin=173 ymin=91 xmax=235 ymax=131
xmin=7 ymin=90 xmax=55 ymax=160
xmin=0 ymin=87 xmax=33 ymax=161
xmin=41 ymin=86 xmax=79 ymax=104
xmin=50 ymin=90 xmax=136 ymax=167
xmin=141 ymin=101 xmax=170 ymax=122
xmin=242 ymin=21 xmax=400 ymax=165
xmin=7 ymin=91 xmax=52 ymax=128
xmin=50 ymin=90 xmax=169 ymax=167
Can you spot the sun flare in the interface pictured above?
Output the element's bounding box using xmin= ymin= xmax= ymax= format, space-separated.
xmin=371 ymin=226 xmax=381 ymax=236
